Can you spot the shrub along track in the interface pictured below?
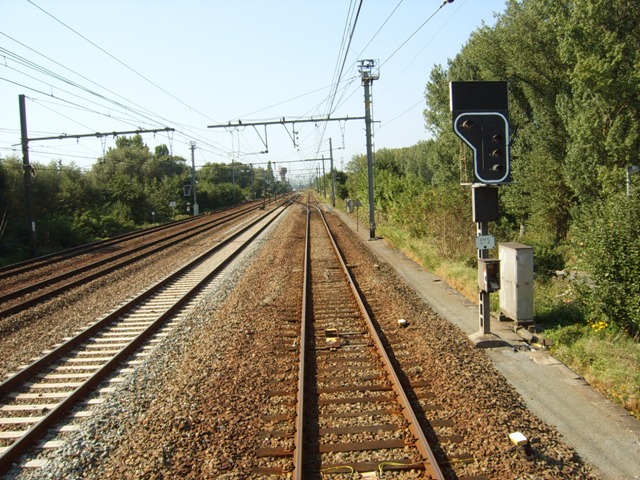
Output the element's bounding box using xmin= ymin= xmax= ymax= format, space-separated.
xmin=15 ymin=202 xmax=597 ymax=479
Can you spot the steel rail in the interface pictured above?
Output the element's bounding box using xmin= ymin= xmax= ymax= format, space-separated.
xmin=0 ymin=198 xmax=295 ymax=474
xmin=0 ymin=201 xmax=262 ymax=281
xmin=0 ymin=204 xmax=265 ymax=318
xmin=292 ymin=195 xmax=311 ymax=480
xmin=303 ymin=201 xmax=445 ymax=479
xmin=0 ymin=197 xmax=293 ymax=395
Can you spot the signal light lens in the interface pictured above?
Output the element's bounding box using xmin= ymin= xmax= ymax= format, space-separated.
xmin=452 ymin=112 xmax=510 ymax=184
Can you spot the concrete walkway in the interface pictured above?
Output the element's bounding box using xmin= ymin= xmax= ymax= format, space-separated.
xmin=330 ymin=206 xmax=640 ymax=480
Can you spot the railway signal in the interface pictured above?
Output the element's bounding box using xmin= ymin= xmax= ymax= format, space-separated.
xmin=454 ymin=112 xmax=510 ymax=184
xmin=450 ymin=81 xmax=510 ymax=344
xmin=450 ymin=81 xmax=511 ymax=185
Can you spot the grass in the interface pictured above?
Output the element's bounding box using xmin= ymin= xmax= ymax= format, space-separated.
xmin=374 ymin=217 xmax=640 ymax=418
xmin=533 ymin=278 xmax=640 ymax=417
xmin=545 ymin=326 xmax=640 ymax=417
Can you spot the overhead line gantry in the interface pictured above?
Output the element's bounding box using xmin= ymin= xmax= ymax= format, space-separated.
xmin=18 ymin=94 xmax=175 ymax=257
xmin=207 ymin=116 xmax=364 ymax=151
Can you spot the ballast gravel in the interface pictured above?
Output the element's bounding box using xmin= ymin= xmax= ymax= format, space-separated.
xmin=13 ymin=205 xmax=598 ymax=479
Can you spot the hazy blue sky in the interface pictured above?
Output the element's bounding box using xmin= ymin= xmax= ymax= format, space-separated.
xmin=1 ymin=0 xmax=506 ymax=184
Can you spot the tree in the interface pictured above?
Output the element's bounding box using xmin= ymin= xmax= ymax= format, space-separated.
xmin=0 ymin=157 xmax=28 ymax=260
xmin=572 ymin=193 xmax=640 ymax=337
xmin=558 ymin=0 xmax=640 ymax=202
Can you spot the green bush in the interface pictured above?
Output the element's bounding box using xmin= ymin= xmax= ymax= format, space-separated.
xmin=533 ymin=244 xmax=565 ymax=279
xmin=571 ymin=193 xmax=640 ymax=337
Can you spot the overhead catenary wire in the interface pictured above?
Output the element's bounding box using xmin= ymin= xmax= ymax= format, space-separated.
xmin=326 ymin=0 xmax=458 ymax=140
xmin=1 ymin=6 xmax=237 ymax=166
xmin=314 ymin=0 xmax=431 ymax=157
xmin=0 ymin=44 xmax=230 ymax=158
xmin=386 ymin=0 xmax=464 ymax=90
xmin=327 ymin=0 xmax=405 ymax=117
xmin=1 ymin=0 xmax=468 ymax=178
xmin=4 ymin=3 xmax=366 ymax=173
xmin=380 ymin=0 xmax=453 ymax=70
xmin=0 ymin=47 xmax=169 ymax=130
xmin=1 ymin=32 xmax=211 ymax=138
xmin=0 ymin=65 xmax=231 ymax=163
xmin=326 ymin=0 xmax=365 ymax=117
xmin=314 ymin=0 xmax=365 ymax=156
xmin=26 ymin=0 xmax=220 ymax=126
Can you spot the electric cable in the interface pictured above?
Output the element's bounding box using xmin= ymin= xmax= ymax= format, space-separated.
xmin=327 ymin=0 xmax=364 ymax=117
xmin=1 ymin=32 xmax=207 ymax=136
xmin=0 ymin=72 xmax=230 ymax=163
xmin=27 ymin=0 xmax=220 ymax=125
xmin=328 ymin=0 xmax=405 ymax=117
xmin=0 ymin=44 xmax=208 ymax=138
xmin=4 ymin=3 xmax=234 ymax=164
xmin=380 ymin=0 xmax=452 ymax=69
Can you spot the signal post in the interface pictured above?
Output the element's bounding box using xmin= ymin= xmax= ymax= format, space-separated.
xmin=450 ymin=81 xmax=510 ymax=346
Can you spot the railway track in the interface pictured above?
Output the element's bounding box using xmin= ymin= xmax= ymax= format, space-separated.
xmin=0 ymin=201 xmax=265 ymax=283
xmin=0 ymin=202 xmax=267 ymax=319
xmin=254 ymin=200 xmax=449 ymax=479
xmin=0 ymin=198 xmax=294 ymax=475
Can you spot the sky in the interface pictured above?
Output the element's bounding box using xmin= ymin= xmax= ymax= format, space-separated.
xmin=1 ymin=0 xmax=507 ymax=187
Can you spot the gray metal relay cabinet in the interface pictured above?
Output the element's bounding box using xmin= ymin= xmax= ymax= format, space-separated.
xmin=499 ymin=242 xmax=534 ymax=325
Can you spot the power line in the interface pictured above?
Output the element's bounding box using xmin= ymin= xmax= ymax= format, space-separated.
xmin=26 ymin=0 xmax=219 ymax=125
xmin=354 ymin=0 xmax=405 ymax=61
xmin=1 ymin=70 xmax=230 ymax=163
xmin=380 ymin=0 xmax=453 ymax=69
xmin=0 ymin=44 xmax=202 ymax=134
xmin=2 ymin=17 xmax=232 ymax=162
xmin=5 ymin=4 xmax=366 ymax=171
xmin=383 ymin=97 xmax=425 ymax=127
xmin=316 ymin=0 xmax=364 ymax=157
xmin=328 ymin=0 xmax=405 ymax=117
xmin=327 ymin=0 xmax=364 ymax=117
xmin=1 ymin=32 xmax=208 ymax=136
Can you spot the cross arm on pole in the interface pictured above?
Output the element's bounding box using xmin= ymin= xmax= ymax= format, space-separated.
xmin=208 ymin=116 xmax=365 ymax=153
xmin=26 ymin=127 xmax=175 ymax=143
xmin=207 ymin=116 xmax=365 ymax=129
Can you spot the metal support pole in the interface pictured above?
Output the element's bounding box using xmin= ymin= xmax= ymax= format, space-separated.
xmin=364 ymin=77 xmax=376 ymax=240
xmin=190 ymin=142 xmax=199 ymax=215
xmin=359 ymin=60 xmax=379 ymax=240
xmin=321 ymin=155 xmax=327 ymax=198
xmin=232 ymin=159 xmax=236 ymax=205
xmin=330 ymin=138 xmax=336 ymax=207
xmin=477 ymin=221 xmax=491 ymax=335
xmin=19 ymin=95 xmax=36 ymax=258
